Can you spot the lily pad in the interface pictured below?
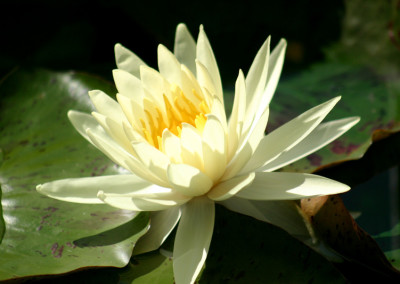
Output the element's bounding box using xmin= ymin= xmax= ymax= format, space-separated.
xmin=0 ymin=69 xmax=149 ymax=280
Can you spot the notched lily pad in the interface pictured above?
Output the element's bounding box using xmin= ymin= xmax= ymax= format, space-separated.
xmin=0 ymin=69 xmax=149 ymax=280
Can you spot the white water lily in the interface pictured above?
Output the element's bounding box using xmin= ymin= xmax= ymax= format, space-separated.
xmin=37 ymin=24 xmax=359 ymax=284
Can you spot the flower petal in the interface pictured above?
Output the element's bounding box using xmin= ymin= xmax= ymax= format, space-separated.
xmin=208 ymin=172 xmax=255 ymax=201
xmin=202 ymin=114 xmax=226 ymax=182
xmin=113 ymin=69 xmax=145 ymax=100
xmin=219 ymin=196 xmax=310 ymax=237
xmin=236 ymin=172 xmax=350 ymax=200
xmin=173 ymin=197 xmax=214 ymax=284
xmin=262 ymin=116 xmax=360 ymax=172
xmin=196 ymin=26 xmax=223 ymax=104
xmin=180 ymin=123 xmax=204 ymax=169
xmin=36 ymin=174 xmax=150 ymax=204
xmin=167 ymin=164 xmax=213 ymax=197
xmin=68 ymin=110 xmax=104 ymax=144
xmin=98 ymin=193 xmax=187 ymax=211
xmin=245 ymin=36 xmax=270 ymax=111
xmin=133 ymin=207 xmax=181 ymax=255
xmin=241 ymin=96 xmax=341 ymax=173
xmin=174 ymin=23 xmax=197 ymax=75
xmin=115 ymin=43 xmax=147 ymax=78
xmin=88 ymin=90 xmax=126 ymax=123
xmin=227 ymin=70 xmax=246 ymax=159
xmin=158 ymin=44 xmax=182 ymax=85
xmin=131 ymin=141 xmax=170 ymax=182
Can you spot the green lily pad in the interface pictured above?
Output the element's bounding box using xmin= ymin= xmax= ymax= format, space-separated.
xmin=0 ymin=69 xmax=149 ymax=280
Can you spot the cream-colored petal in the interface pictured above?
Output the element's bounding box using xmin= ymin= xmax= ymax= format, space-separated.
xmin=196 ymin=60 xmax=217 ymax=105
xmin=223 ymin=108 xmax=269 ymax=181
xmin=245 ymin=36 xmax=270 ymax=111
xmin=115 ymin=43 xmax=147 ymax=78
xmin=140 ymin=65 xmax=169 ymax=115
xmin=173 ymin=197 xmax=214 ymax=284
xmin=131 ymin=141 xmax=170 ymax=182
xmin=196 ymin=26 xmax=223 ymax=104
xmin=88 ymin=90 xmax=126 ymax=123
xmin=236 ymin=172 xmax=350 ymax=200
xmin=227 ymin=70 xmax=246 ymax=159
xmin=262 ymin=116 xmax=360 ymax=172
xmin=243 ymin=39 xmax=287 ymax=134
xmin=180 ymin=123 xmax=204 ymax=169
xmin=174 ymin=23 xmax=197 ymax=75
xmin=133 ymin=207 xmax=181 ymax=255
xmin=202 ymin=114 xmax=226 ymax=182
xmin=242 ymin=97 xmax=341 ymax=173
xmin=91 ymin=111 xmax=133 ymax=152
xmin=162 ymin=129 xmax=182 ymax=163
xmin=98 ymin=193 xmax=186 ymax=211
xmin=180 ymin=64 xmax=204 ymax=104
xmin=113 ymin=69 xmax=144 ymax=99
xmin=219 ymin=197 xmax=310 ymax=237
xmin=36 ymin=174 xmax=150 ymax=204
xmin=167 ymin=164 xmax=213 ymax=197
xmin=208 ymin=172 xmax=255 ymax=201
xmin=86 ymin=129 xmax=166 ymax=186
xmin=68 ymin=110 xmax=104 ymax=144
xmin=209 ymin=93 xmax=227 ymax=132
xmin=158 ymin=44 xmax=181 ymax=85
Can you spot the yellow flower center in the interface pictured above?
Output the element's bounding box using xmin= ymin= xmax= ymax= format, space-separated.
xmin=140 ymin=84 xmax=210 ymax=150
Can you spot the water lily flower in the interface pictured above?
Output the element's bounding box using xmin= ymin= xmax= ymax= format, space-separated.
xmin=37 ymin=24 xmax=359 ymax=284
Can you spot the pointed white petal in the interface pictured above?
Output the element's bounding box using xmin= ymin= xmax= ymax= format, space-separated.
xmin=113 ymin=69 xmax=144 ymax=100
xmin=208 ymin=172 xmax=255 ymax=201
xmin=174 ymin=23 xmax=197 ymax=75
xmin=180 ymin=124 xmax=204 ymax=169
xmin=131 ymin=141 xmax=170 ymax=182
xmin=236 ymin=172 xmax=350 ymax=200
xmin=202 ymin=115 xmax=226 ymax=182
xmin=196 ymin=26 xmax=223 ymax=104
xmin=228 ymin=70 xmax=246 ymax=159
xmin=98 ymin=192 xmax=187 ymax=211
xmin=88 ymin=90 xmax=126 ymax=123
xmin=245 ymin=36 xmax=270 ymax=109
xmin=173 ymin=197 xmax=214 ymax=284
xmin=162 ymin=129 xmax=182 ymax=163
xmin=158 ymin=44 xmax=182 ymax=85
xmin=196 ymin=60 xmax=218 ymax=103
xmin=262 ymin=116 xmax=360 ymax=172
xmin=133 ymin=207 xmax=181 ymax=255
xmin=68 ymin=110 xmax=104 ymax=144
xmin=242 ymin=97 xmax=341 ymax=173
xmin=91 ymin=111 xmax=133 ymax=152
xmin=167 ymin=164 xmax=213 ymax=197
xmin=140 ymin=65 xmax=169 ymax=114
xmin=36 ymin=174 xmax=150 ymax=204
xmin=223 ymin=108 xmax=269 ymax=181
xmin=115 ymin=43 xmax=147 ymax=77
xmin=219 ymin=196 xmax=310 ymax=237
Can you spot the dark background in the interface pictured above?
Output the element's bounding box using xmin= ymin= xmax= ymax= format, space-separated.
xmin=0 ymin=0 xmax=344 ymax=84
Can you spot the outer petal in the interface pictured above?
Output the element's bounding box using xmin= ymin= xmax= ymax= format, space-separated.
xmin=236 ymin=172 xmax=350 ymax=200
xmin=196 ymin=26 xmax=223 ymax=104
xmin=262 ymin=116 xmax=360 ymax=172
xmin=202 ymin=114 xmax=226 ymax=182
xmin=208 ymin=172 xmax=255 ymax=201
xmin=219 ymin=197 xmax=310 ymax=237
xmin=36 ymin=174 xmax=150 ymax=204
xmin=115 ymin=43 xmax=147 ymax=78
xmin=174 ymin=23 xmax=197 ymax=75
xmin=158 ymin=44 xmax=182 ymax=85
xmin=68 ymin=110 xmax=104 ymax=145
xmin=241 ymin=97 xmax=341 ymax=173
xmin=167 ymin=164 xmax=213 ymax=197
xmin=133 ymin=207 xmax=181 ymax=255
xmin=113 ymin=69 xmax=145 ymax=100
xmin=88 ymin=90 xmax=127 ymax=123
xmin=173 ymin=197 xmax=215 ymax=284
xmin=245 ymin=36 xmax=270 ymax=111
xmin=98 ymin=192 xmax=189 ymax=211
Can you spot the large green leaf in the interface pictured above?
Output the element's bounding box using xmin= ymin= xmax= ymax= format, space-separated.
xmin=0 ymin=69 xmax=149 ymax=280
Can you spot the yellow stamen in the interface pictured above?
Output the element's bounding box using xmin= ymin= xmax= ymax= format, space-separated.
xmin=139 ymin=86 xmax=210 ymax=150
